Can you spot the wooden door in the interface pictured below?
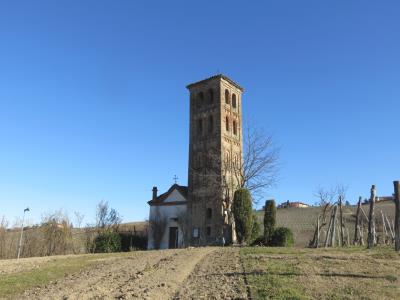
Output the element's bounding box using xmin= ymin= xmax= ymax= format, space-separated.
xmin=168 ymin=227 xmax=178 ymax=249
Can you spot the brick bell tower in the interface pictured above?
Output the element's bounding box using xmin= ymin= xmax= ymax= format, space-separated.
xmin=186 ymin=74 xmax=244 ymax=246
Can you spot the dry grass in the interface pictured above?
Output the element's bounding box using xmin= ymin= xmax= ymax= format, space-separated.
xmin=241 ymin=246 xmax=400 ymax=300
xmin=0 ymin=222 xmax=148 ymax=260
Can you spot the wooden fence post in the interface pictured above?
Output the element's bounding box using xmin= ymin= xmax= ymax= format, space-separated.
xmin=354 ymin=197 xmax=362 ymax=245
xmin=338 ymin=196 xmax=344 ymax=246
xmin=360 ymin=218 xmax=365 ymax=246
xmin=385 ymin=214 xmax=395 ymax=241
xmin=316 ymin=216 xmax=320 ymax=248
xmin=367 ymin=185 xmax=376 ymax=249
xmin=394 ymin=181 xmax=400 ymax=251
xmin=324 ymin=211 xmax=333 ymax=248
xmin=381 ymin=210 xmax=388 ymax=244
xmin=331 ymin=205 xmax=338 ymax=247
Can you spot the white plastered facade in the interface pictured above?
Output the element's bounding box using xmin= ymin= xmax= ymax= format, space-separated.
xmin=147 ymin=189 xmax=187 ymax=250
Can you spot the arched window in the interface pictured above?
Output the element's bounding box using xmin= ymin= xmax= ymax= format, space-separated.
xmin=225 ymin=116 xmax=229 ymax=131
xmin=197 ymin=92 xmax=204 ymax=108
xmin=232 ymin=93 xmax=237 ymax=108
xmin=197 ymin=119 xmax=203 ymax=135
xmin=208 ymin=115 xmax=214 ymax=133
xmin=233 ymin=120 xmax=237 ymax=135
xmin=206 ymin=208 xmax=212 ymax=219
xmin=225 ymin=152 xmax=230 ymax=164
xmin=225 ymin=89 xmax=230 ymax=104
xmin=208 ymin=89 xmax=214 ymax=104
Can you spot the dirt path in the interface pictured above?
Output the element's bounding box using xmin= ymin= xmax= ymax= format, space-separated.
xmin=175 ymin=247 xmax=248 ymax=299
xmin=20 ymin=248 xmax=220 ymax=300
xmin=13 ymin=247 xmax=248 ymax=300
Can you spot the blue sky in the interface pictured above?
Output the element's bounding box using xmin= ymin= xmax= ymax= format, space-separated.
xmin=0 ymin=1 xmax=399 ymax=225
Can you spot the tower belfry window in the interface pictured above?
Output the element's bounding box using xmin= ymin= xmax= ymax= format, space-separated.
xmin=225 ymin=89 xmax=230 ymax=104
xmin=208 ymin=89 xmax=214 ymax=104
xmin=233 ymin=120 xmax=237 ymax=135
xmin=197 ymin=92 xmax=204 ymax=108
xmin=206 ymin=208 xmax=212 ymax=219
xmin=225 ymin=116 xmax=229 ymax=132
xmin=232 ymin=94 xmax=237 ymax=108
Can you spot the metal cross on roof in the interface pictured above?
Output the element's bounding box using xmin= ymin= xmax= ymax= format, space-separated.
xmin=173 ymin=175 xmax=179 ymax=184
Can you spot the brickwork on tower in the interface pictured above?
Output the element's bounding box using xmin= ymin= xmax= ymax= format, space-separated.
xmin=186 ymin=75 xmax=244 ymax=246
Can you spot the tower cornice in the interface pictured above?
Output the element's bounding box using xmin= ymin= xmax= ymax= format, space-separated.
xmin=186 ymin=74 xmax=244 ymax=92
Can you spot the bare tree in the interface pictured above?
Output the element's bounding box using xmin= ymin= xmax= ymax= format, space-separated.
xmin=96 ymin=200 xmax=109 ymax=231
xmin=95 ymin=200 xmax=122 ymax=233
xmin=234 ymin=125 xmax=280 ymax=201
xmin=314 ymin=186 xmax=337 ymax=206
xmin=41 ymin=210 xmax=73 ymax=256
xmin=74 ymin=211 xmax=85 ymax=229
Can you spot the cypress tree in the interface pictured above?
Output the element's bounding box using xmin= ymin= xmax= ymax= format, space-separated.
xmin=264 ymin=199 xmax=276 ymax=244
xmin=232 ymin=188 xmax=253 ymax=244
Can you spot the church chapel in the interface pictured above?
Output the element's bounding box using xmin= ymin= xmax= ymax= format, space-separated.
xmin=147 ymin=75 xmax=244 ymax=249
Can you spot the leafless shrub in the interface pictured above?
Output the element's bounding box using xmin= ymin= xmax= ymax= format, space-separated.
xmin=41 ymin=210 xmax=73 ymax=256
xmin=95 ymin=200 xmax=122 ymax=233
xmin=23 ymin=228 xmax=45 ymax=258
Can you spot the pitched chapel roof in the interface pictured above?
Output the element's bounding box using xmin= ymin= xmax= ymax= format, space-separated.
xmin=186 ymin=74 xmax=244 ymax=92
xmin=147 ymin=184 xmax=188 ymax=206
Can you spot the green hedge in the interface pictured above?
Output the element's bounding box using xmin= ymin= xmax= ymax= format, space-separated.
xmin=264 ymin=199 xmax=276 ymax=244
xmin=94 ymin=231 xmax=122 ymax=253
xmin=233 ymin=189 xmax=254 ymax=244
xmin=270 ymin=227 xmax=294 ymax=247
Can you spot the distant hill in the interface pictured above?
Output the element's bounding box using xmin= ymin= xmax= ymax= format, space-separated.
xmin=255 ymin=201 xmax=396 ymax=247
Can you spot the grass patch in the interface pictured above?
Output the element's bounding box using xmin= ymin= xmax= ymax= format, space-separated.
xmin=241 ymin=246 xmax=400 ymax=300
xmin=241 ymin=247 xmax=308 ymax=256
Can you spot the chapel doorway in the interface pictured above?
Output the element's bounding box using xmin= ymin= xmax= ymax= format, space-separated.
xmin=168 ymin=227 xmax=179 ymax=249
